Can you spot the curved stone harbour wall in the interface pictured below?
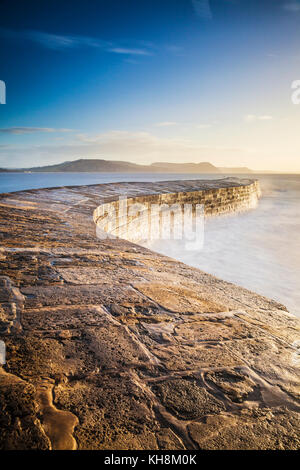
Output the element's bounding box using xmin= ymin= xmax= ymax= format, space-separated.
xmin=93 ymin=179 xmax=261 ymax=242
xmin=1 ymin=178 xmax=299 ymax=451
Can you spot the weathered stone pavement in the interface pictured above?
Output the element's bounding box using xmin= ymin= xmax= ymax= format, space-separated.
xmin=0 ymin=179 xmax=299 ymax=450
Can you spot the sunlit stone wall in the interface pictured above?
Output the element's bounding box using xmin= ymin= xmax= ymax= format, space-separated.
xmin=93 ymin=180 xmax=261 ymax=243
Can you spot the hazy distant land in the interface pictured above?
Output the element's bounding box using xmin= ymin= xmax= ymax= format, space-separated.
xmin=0 ymin=158 xmax=253 ymax=174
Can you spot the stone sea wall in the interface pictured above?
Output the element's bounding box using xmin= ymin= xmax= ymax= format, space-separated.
xmin=0 ymin=178 xmax=299 ymax=451
xmin=93 ymin=178 xmax=261 ymax=242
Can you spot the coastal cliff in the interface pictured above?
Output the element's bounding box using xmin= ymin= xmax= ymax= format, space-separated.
xmin=0 ymin=178 xmax=299 ymax=450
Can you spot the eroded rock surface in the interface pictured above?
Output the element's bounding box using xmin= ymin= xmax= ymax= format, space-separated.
xmin=0 ymin=179 xmax=299 ymax=450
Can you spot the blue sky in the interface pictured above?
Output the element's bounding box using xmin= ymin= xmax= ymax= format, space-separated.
xmin=0 ymin=0 xmax=300 ymax=171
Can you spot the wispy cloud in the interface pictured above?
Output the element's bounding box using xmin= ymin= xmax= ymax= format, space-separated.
xmin=26 ymin=30 xmax=110 ymax=50
xmin=0 ymin=28 xmax=104 ymax=50
xmin=0 ymin=27 xmax=154 ymax=56
xmin=0 ymin=28 xmax=185 ymax=59
xmin=282 ymin=1 xmax=300 ymax=12
xmin=191 ymin=0 xmax=212 ymax=20
xmin=244 ymin=115 xmax=273 ymax=122
xmin=0 ymin=127 xmax=73 ymax=135
xmin=108 ymin=47 xmax=153 ymax=56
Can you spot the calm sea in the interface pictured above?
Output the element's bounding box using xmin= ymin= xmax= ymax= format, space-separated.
xmin=0 ymin=172 xmax=299 ymax=316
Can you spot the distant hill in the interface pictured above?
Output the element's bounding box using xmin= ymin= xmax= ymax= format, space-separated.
xmin=26 ymin=159 xmax=147 ymax=173
xmin=150 ymin=161 xmax=219 ymax=173
xmin=0 ymin=167 xmax=18 ymax=173
xmin=219 ymin=167 xmax=253 ymax=174
xmin=0 ymin=158 xmax=253 ymax=174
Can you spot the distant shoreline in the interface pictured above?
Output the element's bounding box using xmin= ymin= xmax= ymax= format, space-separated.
xmin=0 ymin=158 xmax=253 ymax=174
xmin=1 ymin=170 xmax=298 ymax=174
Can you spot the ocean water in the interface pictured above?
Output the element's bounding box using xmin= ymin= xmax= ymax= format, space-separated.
xmin=0 ymin=171 xmax=218 ymax=193
xmin=145 ymin=174 xmax=300 ymax=317
xmin=0 ymin=172 xmax=299 ymax=316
